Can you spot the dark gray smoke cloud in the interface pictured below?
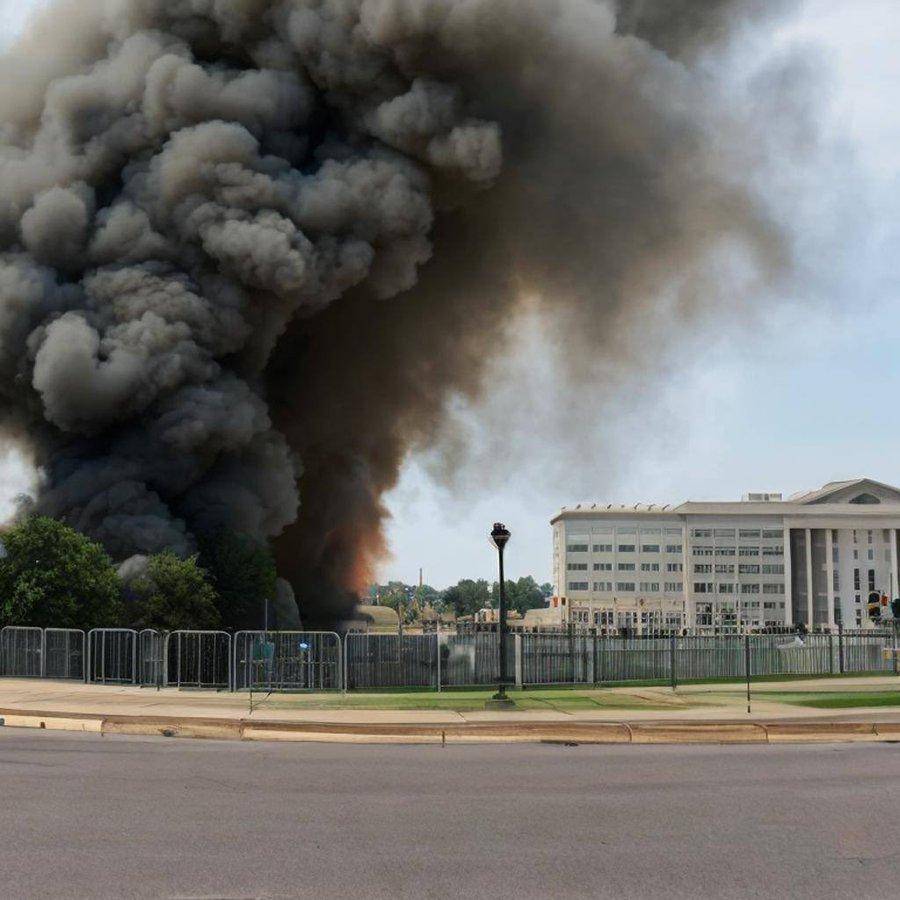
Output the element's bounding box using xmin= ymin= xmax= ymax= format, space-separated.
xmin=0 ymin=0 xmax=799 ymax=624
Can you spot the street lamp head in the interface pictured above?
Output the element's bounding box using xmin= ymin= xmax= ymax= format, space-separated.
xmin=490 ymin=522 xmax=511 ymax=551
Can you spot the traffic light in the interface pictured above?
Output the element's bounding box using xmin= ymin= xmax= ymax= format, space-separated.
xmin=868 ymin=591 xmax=882 ymax=622
xmin=892 ymin=597 xmax=900 ymax=619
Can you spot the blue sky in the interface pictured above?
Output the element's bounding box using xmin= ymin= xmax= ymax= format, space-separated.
xmin=1 ymin=0 xmax=898 ymax=589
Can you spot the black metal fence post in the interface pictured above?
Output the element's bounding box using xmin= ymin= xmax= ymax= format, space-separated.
xmin=670 ymin=632 xmax=677 ymax=692
xmin=838 ymin=622 xmax=845 ymax=674
xmin=744 ymin=633 xmax=751 ymax=715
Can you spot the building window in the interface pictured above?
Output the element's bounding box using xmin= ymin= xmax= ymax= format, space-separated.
xmin=763 ymin=584 xmax=784 ymax=594
xmin=693 ymin=582 xmax=714 ymax=593
xmin=867 ymin=549 xmax=874 ymax=561
xmin=617 ymin=528 xmax=637 ymax=535
xmin=739 ymin=564 xmax=760 ymax=575
xmin=762 ymin=546 xmax=783 ymax=556
xmin=741 ymin=583 xmax=761 ymax=594
xmin=739 ymin=547 xmax=759 ymax=557
xmin=592 ymin=543 xmax=613 ymax=553
xmin=715 ymin=547 xmax=736 ymax=557
xmin=615 ymin=582 xmax=635 ymax=592
xmin=854 ymin=569 xmax=860 ymax=591
xmin=665 ymin=528 xmax=682 ymax=535
xmin=761 ymin=564 xmax=784 ymax=575
xmin=739 ymin=529 xmax=761 ymax=538
xmin=567 ymin=544 xmax=588 ymax=553
xmin=692 ymin=529 xmax=712 ymax=538
xmin=567 ymin=582 xmax=588 ymax=591
xmin=762 ymin=529 xmax=782 ymax=539
xmin=567 ymin=563 xmax=588 ymax=571
xmin=593 ymin=563 xmax=612 ymax=571
xmin=617 ymin=563 xmax=636 ymax=572
xmin=641 ymin=544 xmax=660 ymax=553
xmin=640 ymin=562 xmax=660 ymax=572
xmin=833 ymin=571 xmax=839 ymax=591
xmin=868 ymin=530 xmax=873 ymax=544
xmin=618 ymin=544 xmax=636 ymax=553
xmin=853 ymin=549 xmax=859 ymax=560
xmin=639 ymin=582 xmax=660 ymax=592
xmin=666 ymin=562 xmax=683 ymax=572
xmin=718 ymin=583 xmax=735 ymax=594
xmin=715 ymin=529 xmax=736 ymax=538
xmin=693 ymin=546 xmax=714 ymax=556
xmin=665 ymin=544 xmax=683 ymax=554
xmin=869 ymin=569 xmax=876 ymax=591
xmin=593 ymin=581 xmax=613 ymax=592
xmin=664 ymin=581 xmax=682 ymax=592
xmin=694 ymin=564 xmax=713 ymax=574
xmin=715 ymin=563 xmax=735 ymax=574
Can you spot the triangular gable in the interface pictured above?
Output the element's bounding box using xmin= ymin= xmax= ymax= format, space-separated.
xmin=801 ymin=478 xmax=900 ymax=505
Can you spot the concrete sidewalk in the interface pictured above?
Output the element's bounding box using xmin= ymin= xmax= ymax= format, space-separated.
xmin=1 ymin=676 xmax=900 ymax=744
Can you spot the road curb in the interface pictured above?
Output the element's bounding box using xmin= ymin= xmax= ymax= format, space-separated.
xmin=3 ymin=708 xmax=900 ymax=745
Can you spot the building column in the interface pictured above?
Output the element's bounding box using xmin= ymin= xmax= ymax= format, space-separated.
xmin=682 ymin=521 xmax=692 ymax=629
xmin=805 ymin=528 xmax=814 ymax=627
xmin=783 ymin=526 xmax=793 ymax=626
xmin=826 ymin=528 xmax=835 ymax=629
xmin=891 ymin=528 xmax=899 ymax=602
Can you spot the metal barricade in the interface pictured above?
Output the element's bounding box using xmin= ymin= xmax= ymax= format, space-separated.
xmin=86 ymin=629 xmax=137 ymax=684
xmin=43 ymin=629 xmax=85 ymax=680
xmin=233 ymin=631 xmax=342 ymax=692
xmin=674 ymin=635 xmax=744 ymax=681
xmin=164 ymin=631 xmax=231 ymax=690
xmin=138 ymin=629 xmax=164 ymax=687
xmin=0 ymin=626 xmax=43 ymax=677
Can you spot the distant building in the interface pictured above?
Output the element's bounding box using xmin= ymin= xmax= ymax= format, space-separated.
xmin=551 ymin=478 xmax=900 ymax=632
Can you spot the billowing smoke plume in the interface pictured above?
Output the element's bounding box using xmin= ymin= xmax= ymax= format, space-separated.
xmin=0 ymin=0 xmax=799 ymax=624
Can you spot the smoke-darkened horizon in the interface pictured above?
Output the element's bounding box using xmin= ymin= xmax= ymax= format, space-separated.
xmin=0 ymin=0 xmax=803 ymax=624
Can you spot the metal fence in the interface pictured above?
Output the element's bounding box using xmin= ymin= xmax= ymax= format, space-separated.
xmin=0 ymin=625 xmax=896 ymax=691
xmin=165 ymin=631 xmax=231 ymax=689
xmin=44 ymin=629 xmax=85 ymax=680
xmin=233 ymin=631 xmax=342 ymax=692
xmin=87 ymin=629 xmax=137 ymax=685
xmin=138 ymin=629 xmax=164 ymax=686
xmin=0 ymin=626 xmax=43 ymax=678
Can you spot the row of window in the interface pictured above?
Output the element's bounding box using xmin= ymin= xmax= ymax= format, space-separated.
xmin=567 ymin=543 xmax=684 ymax=554
xmin=572 ymin=581 xmax=685 ymax=593
xmin=693 ymin=563 xmax=784 ymax=575
xmin=692 ymin=528 xmax=782 ymax=539
xmin=693 ymin=582 xmax=782 ymax=595
xmin=692 ymin=546 xmax=783 ymax=557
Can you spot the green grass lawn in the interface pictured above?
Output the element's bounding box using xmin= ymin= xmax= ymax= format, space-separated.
xmin=763 ymin=690 xmax=900 ymax=709
xmin=257 ymin=688 xmax=694 ymax=713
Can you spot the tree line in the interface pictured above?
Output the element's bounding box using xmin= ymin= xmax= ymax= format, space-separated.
xmin=369 ymin=576 xmax=553 ymax=621
xmin=0 ymin=516 xmax=279 ymax=632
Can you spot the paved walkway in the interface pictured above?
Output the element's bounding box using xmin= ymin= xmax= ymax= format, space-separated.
xmin=1 ymin=675 xmax=899 ymax=726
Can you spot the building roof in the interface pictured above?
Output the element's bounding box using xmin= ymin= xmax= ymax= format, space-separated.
xmin=551 ymin=478 xmax=900 ymax=524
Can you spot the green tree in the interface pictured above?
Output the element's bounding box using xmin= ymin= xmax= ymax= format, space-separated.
xmin=130 ymin=552 xmax=220 ymax=631
xmin=442 ymin=579 xmax=491 ymax=617
xmin=0 ymin=516 xmax=122 ymax=628
xmin=198 ymin=531 xmax=277 ymax=630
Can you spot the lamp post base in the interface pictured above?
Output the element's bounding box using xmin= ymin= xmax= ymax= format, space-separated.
xmin=485 ymin=689 xmax=516 ymax=710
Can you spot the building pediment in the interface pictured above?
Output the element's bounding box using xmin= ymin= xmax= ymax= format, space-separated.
xmin=796 ymin=478 xmax=900 ymax=506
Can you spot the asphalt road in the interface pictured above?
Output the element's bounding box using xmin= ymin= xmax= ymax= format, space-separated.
xmin=0 ymin=731 xmax=898 ymax=899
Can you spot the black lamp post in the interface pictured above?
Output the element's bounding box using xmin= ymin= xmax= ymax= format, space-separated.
xmin=489 ymin=522 xmax=514 ymax=707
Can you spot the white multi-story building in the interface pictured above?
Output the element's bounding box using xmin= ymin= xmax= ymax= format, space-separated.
xmin=550 ymin=478 xmax=900 ymax=632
